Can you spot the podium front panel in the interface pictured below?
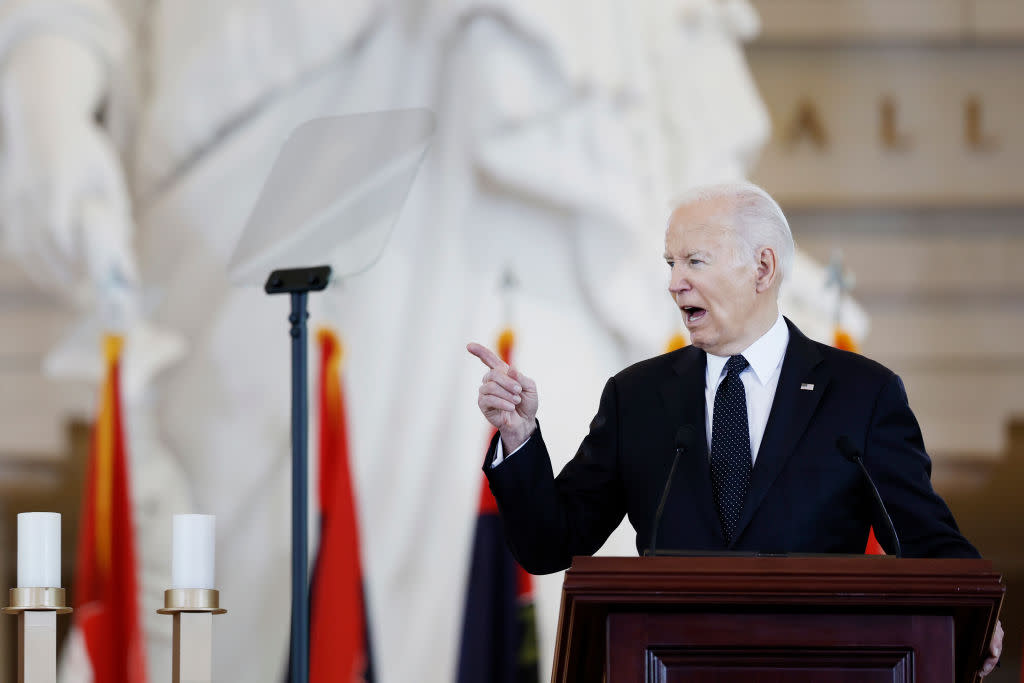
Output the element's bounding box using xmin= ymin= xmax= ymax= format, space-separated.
xmin=607 ymin=612 xmax=953 ymax=682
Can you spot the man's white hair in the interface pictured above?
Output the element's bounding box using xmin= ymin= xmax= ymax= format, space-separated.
xmin=672 ymin=182 xmax=795 ymax=286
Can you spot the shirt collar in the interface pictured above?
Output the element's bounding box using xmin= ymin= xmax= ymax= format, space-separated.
xmin=705 ymin=314 xmax=789 ymax=387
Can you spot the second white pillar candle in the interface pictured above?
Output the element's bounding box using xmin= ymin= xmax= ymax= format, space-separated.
xmin=17 ymin=512 xmax=61 ymax=588
xmin=172 ymin=514 xmax=215 ymax=589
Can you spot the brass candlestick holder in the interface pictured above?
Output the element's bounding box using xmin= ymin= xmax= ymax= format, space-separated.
xmin=4 ymin=587 xmax=73 ymax=683
xmin=157 ymin=588 xmax=227 ymax=683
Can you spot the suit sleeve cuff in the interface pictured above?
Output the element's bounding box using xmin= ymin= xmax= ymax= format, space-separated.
xmin=490 ymin=432 xmax=532 ymax=468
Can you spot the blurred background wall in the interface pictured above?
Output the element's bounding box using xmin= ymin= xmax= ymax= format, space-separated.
xmin=0 ymin=0 xmax=1022 ymax=681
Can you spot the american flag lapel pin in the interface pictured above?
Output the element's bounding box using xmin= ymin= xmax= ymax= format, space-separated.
xmin=800 ymin=383 xmax=815 ymax=391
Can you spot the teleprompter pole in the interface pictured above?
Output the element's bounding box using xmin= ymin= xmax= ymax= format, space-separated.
xmin=264 ymin=265 xmax=331 ymax=683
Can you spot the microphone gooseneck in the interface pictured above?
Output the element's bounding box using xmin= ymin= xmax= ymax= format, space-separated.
xmin=646 ymin=425 xmax=697 ymax=557
xmin=836 ymin=436 xmax=902 ymax=558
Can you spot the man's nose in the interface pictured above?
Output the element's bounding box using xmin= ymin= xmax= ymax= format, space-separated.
xmin=668 ymin=268 xmax=689 ymax=294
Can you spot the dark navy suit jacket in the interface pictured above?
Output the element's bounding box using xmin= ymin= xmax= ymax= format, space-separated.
xmin=484 ymin=319 xmax=978 ymax=575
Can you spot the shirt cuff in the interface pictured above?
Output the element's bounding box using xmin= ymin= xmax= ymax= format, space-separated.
xmin=490 ymin=433 xmax=531 ymax=468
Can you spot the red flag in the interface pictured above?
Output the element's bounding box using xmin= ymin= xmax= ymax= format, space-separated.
xmin=863 ymin=527 xmax=885 ymax=556
xmin=310 ymin=328 xmax=374 ymax=682
xmin=833 ymin=328 xmax=885 ymax=555
xmin=73 ymin=334 xmax=147 ymax=682
xmin=665 ymin=331 xmax=688 ymax=352
xmin=833 ymin=328 xmax=858 ymax=354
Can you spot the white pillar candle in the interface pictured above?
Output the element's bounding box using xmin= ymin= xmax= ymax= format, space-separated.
xmin=172 ymin=514 xmax=216 ymax=589
xmin=17 ymin=512 xmax=61 ymax=588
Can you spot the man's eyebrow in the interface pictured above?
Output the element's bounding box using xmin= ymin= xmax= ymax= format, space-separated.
xmin=665 ymin=249 xmax=709 ymax=258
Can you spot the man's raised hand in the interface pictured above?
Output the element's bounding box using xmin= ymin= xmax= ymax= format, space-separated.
xmin=467 ymin=342 xmax=538 ymax=452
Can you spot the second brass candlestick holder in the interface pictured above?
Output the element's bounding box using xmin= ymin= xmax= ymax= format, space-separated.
xmin=157 ymin=588 xmax=227 ymax=683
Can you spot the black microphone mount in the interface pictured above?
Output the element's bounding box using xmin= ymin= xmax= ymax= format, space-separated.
xmin=836 ymin=436 xmax=902 ymax=558
xmin=645 ymin=425 xmax=696 ymax=557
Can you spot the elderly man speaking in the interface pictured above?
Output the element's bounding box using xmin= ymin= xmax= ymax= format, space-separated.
xmin=468 ymin=182 xmax=1003 ymax=677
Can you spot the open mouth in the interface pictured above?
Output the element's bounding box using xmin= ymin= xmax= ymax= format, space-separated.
xmin=682 ymin=306 xmax=707 ymax=324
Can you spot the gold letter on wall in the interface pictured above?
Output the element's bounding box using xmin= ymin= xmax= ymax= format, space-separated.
xmin=880 ymin=96 xmax=912 ymax=151
xmin=784 ymin=98 xmax=828 ymax=149
xmin=965 ymin=96 xmax=997 ymax=151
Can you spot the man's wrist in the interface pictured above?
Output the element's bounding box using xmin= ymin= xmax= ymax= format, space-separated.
xmin=499 ymin=420 xmax=537 ymax=453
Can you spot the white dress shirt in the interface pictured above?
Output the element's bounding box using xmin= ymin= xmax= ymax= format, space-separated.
xmin=704 ymin=314 xmax=789 ymax=464
xmin=493 ymin=314 xmax=790 ymax=467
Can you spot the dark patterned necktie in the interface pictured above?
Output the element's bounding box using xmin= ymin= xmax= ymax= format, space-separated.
xmin=710 ymin=355 xmax=752 ymax=544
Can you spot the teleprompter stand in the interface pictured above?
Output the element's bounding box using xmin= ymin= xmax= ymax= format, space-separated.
xmin=264 ymin=265 xmax=331 ymax=683
xmin=231 ymin=110 xmax=435 ymax=683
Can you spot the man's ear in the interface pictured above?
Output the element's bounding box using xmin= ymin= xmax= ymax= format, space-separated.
xmin=754 ymin=247 xmax=778 ymax=293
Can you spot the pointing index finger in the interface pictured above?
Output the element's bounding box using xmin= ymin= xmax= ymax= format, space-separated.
xmin=467 ymin=342 xmax=508 ymax=371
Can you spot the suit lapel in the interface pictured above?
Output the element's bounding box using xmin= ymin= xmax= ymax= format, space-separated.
xmin=731 ymin=320 xmax=828 ymax=546
xmin=659 ymin=348 xmax=723 ymax=545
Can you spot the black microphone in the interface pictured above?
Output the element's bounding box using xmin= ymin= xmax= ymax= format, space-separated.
xmin=645 ymin=425 xmax=697 ymax=557
xmin=836 ymin=436 xmax=902 ymax=558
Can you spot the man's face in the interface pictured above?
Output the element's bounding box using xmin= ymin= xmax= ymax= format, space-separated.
xmin=664 ymin=199 xmax=765 ymax=356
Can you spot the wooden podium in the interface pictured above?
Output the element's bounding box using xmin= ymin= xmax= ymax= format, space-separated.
xmin=552 ymin=556 xmax=1003 ymax=683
